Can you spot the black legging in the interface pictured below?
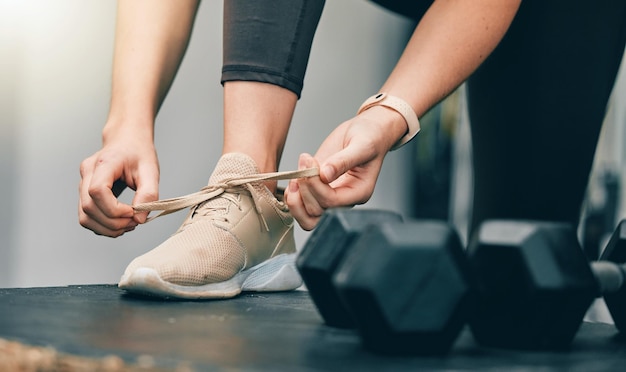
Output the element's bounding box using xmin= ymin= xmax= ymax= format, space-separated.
xmin=222 ymin=0 xmax=325 ymax=98
xmin=467 ymin=1 xmax=626 ymax=234
xmin=221 ymin=0 xmax=626 ymax=236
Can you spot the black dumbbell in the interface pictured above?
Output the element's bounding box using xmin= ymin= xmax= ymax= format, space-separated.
xmin=301 ymin=209 xmax=626 ymax=354
xmin=468 ymin=219 xmax=626 ymax=350
xmin=298 ymin=208 xmax=473 ymax=355
xmin=296 ymin=208 xmax=404 ymax=328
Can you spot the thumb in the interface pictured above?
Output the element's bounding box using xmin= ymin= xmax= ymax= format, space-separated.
xmin=318 ymin=142 xmax=375 ymax=184
xmin=131 ymin=167 xmax=159 ymax=224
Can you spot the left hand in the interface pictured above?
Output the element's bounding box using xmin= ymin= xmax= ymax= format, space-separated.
xmin=285 ymin=106 xmax=405 ymax=230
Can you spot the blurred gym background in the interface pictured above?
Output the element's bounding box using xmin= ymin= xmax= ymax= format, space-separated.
xmin=0 ymin=0 xmax=625 ymax=307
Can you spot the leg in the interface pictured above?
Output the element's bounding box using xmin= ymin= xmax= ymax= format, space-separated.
xmin=468 ymin=1 xmax=626 ymax=235
xmin=222 ymin=0 xmax=325 ymax=186
xmin=223 ymin=81 xmax=296 ymax=180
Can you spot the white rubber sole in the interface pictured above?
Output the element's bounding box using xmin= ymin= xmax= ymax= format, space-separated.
xmin=118 ymin=253 xmax=303 ymax=300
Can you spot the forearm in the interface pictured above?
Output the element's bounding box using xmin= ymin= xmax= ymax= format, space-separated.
xmin=292 ymin=0 xmax=521 ymax=229
xmin=377 ymin=0 xmax=521 ymax=141
xmin=104 ymin=0 xmax=199 ymax=141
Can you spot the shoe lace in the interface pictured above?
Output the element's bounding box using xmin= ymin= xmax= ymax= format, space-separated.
xmin=133 ymin=167 xmax=319 ymax=230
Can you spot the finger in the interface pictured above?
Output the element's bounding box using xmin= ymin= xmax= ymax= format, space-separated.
xmin=314 ymin=140 xmax=380 ymax=207
xmin=80 ymin=193 xmax=137 ymax=232
xmin=88 ymin=159 xmax=135 ymax=219
xmin=299 ymin=152 xmax=369 ymax=210
xmin=78 ymin=209 xmax=136 ymax=237
xmin=318 ymin=141 xmax=377 ymax=184
xmin=296 ymin=154 xmax=327 ymax=217
xmin=285 ymin=179 xmax=320 ymax=231
xmin=79 ymin=162 xmax=136 ymax=236
xmin=131 ymin=164 xmax=160 ymax=224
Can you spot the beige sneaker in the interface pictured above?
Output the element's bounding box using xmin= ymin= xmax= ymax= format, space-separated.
xmin=118 ymin=153 xmax=317 ymax=299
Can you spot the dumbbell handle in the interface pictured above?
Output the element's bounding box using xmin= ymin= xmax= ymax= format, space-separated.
xmin=591 ymin=261 xmax=626 ymax=294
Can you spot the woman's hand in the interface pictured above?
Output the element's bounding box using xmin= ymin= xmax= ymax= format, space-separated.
xmin=78 ymin=128 xmax=159 ymax=237
xmin=285 ymin=106 xmax=407 ymax=230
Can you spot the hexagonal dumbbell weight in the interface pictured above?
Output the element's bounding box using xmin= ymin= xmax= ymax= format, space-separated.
xmin=296 ymin=208 xmax=403 ymax=328
xmin=468 ymin=219 xmax=626 ymax=350
xmin=332 ymin=220 xmax=474 ymax=355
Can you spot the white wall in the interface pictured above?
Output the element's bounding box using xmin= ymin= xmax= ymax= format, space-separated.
xmin=0 ymin=1 xmax=414 ymax=287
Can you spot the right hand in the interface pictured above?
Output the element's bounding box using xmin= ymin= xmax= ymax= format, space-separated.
xmin=78 ymin=128 xmax=160 ymax=237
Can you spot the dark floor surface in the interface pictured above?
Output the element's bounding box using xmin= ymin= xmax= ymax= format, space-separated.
xmin=1 ymin=285 xmax=626 ymax=371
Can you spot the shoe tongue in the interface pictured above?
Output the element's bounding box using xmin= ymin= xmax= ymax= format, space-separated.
xmin=208 ymin=153 xmax=260 ymax=185
xmin=182 ymin=153 xmax=263 ymax=227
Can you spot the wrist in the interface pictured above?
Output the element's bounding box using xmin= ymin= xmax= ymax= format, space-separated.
xmin=357 ymin=93 xmax=421 ymax=150
xmin=102 ymin=116 xmax=155 ymax=146
xmin=357 ymin=106 xmax=409 ymax=151
xmin=105 ymin=93 xmax=158 ymax=138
